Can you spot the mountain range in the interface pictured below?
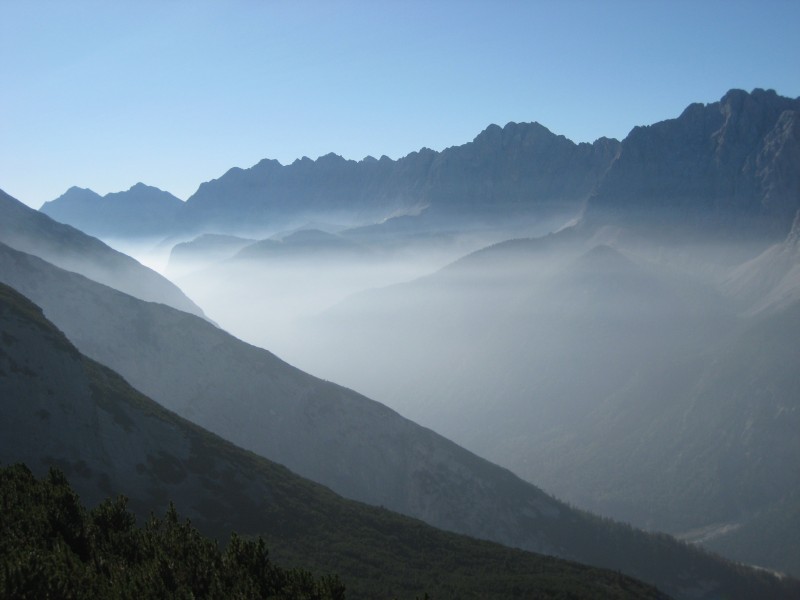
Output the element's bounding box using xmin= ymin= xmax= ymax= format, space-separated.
xmin=40 ymin=88 xmax=799 ymax=246
xmin=0 ymin=280 xmax=677 ymax=600
xmin=2 ymin=189 xmax=796 ymax=598
xmin=0 ymin=188 xmax=203 ymax=317
xmin=85 ymin=88 xmax=797 ymax=577
xmin=289 ymin=217 xmax=800 ymax=576
xmin=40 ymin=183 xmax=184 ymax=239
xmin=5 ymin=87 xmax=800 ymax=595
xmin=41 ymin=119 xmax=621 ymax=240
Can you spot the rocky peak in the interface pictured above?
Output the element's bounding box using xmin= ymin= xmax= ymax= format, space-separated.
xmin=583 ymin=89 xmax=800 ymax=239
xmin=712 ymin=89 xmax=798 ymax=166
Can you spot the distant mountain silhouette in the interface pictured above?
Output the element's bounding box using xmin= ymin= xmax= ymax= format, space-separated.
xmin=582 ymin=88 xmax=800 ymax=240
xmin=40 ymin=183 xmax=183 ymax=238
xmin=0 ymin=243 xmax=792 ymax=599
xmin=166 ymin=233 xmax=256 ymax=277
xmin=42 ymin=88 xmax=799 ymax=245
xmin=42 ymin=123 xmax=618 ymax=239
xmin=0 ymin=281 xmax=679 ymax=600
xmin=178 ymin=123 xmax=619 ymax=236
xmin=0 ymin=188 xmax=204 ymax=317
xmin=233 ymin=229 xmax=370 ymax=262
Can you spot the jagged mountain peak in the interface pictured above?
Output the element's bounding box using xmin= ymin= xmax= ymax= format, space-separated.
xmin=582 ymin=88 xmax=800 ymax=239
xmin=44 ymin=88 xmax=797 ymax=242
xmin=472 ymin=120 xmax=561 ymax=148
xmin=122 ymin=181 xmax=177 ymax=196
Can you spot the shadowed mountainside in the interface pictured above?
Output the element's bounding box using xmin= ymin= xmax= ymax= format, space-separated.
xmin=0 ymin=189 xmax=204 ymax=318
xmin=290 ymin=226 xmax=800 ymax=576
xmin=0 ymin=243 xmax=796 ymax=599
xmin=43 ymin=122 xmax=619 ymax=240
xmin=0 ymin=281 xmax=677 ymax=600
xmin=582 ymin=88 xmax=800 ymax=240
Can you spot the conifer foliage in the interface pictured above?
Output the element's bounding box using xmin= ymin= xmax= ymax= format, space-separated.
xmin=0 ymin=464 xmax=346 ymax=599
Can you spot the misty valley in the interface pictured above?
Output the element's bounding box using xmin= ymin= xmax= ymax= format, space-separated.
xmin=2 ymin=88 xmax=800 ymax=599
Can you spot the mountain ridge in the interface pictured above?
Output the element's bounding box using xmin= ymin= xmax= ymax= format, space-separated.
xmin=0 ymin=280 xmax=677 ymax=600
xmin=0 ymin=189 xmax=204 ymax=318
xmin=40 ymin=183 xmax=184 ymax=239
xmin=39 ymin=88 xmax=800 ymax=243
xmin=581 ymin=88 xmax=800 ymax=239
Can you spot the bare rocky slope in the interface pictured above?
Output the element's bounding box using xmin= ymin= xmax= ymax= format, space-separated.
xmin=582 ymin=88 xmax=800 ymax=241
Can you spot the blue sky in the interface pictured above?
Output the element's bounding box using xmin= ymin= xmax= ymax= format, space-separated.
xmin=2 ymin=0 xmax=798 ymax=208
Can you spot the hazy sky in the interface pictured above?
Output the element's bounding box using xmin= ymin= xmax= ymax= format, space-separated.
xmin=2 ymin=0 xmax=798 ymax=208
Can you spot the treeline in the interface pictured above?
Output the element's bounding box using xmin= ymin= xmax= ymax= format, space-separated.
xmin=0 ymin=463 xmax=345 ymax=599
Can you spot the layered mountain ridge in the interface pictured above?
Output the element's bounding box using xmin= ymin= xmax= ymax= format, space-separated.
xmin=42 ymin=122 xmax=621 ymax=239
xmin=0 ymin=281 xmax=678 ymax=599
xmin=0 ymin=188 xmax=204 ymax=318
xmin=40 ymin=88 xmax=800 ymax=243
xmin=8 ymin=86 xmax=800 ymax=595
xmin=0 ymin=217 xmax=792 ymax=599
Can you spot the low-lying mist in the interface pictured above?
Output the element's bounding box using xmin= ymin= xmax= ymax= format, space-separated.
xmin=114 ymin=215 xmax=800 ymax=577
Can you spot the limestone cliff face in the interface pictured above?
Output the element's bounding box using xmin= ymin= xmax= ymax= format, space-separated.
xmin=179 ymin=122 xmax=620 ymax=234
xmin=38 ymin=89 xmax=799 ymax=241
xmin=583 ymin=89 xmax=800 ymax=239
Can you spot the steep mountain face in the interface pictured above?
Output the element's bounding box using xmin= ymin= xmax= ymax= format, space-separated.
xmin=42 ymin=89 xmax=799 ymax=245
xmin=721 ymin=210 xmax=800 ymax=313
xmin=286 ymin=229 xmax=800 ymax=576
xmin=40 ymin=89 xmax=797 ymax=244
xmin=183 ymin=123 xmax=619 ymax=234
xmin=0 ymin=245 xmax=791 ymax=600
xmin=64 ymin=122 xmax=613 ymax=238
xmin=0 ymin=241 xmax=578 ymax=551
xmin=40 ymin=183 xmax=184 ymax=239
xmin=0 ymin=189 xmax=204 ymax=318
xmin=0 ymin=282 xmax=677 ymax=600
xmin=583 ymin=89 xmax=800 ymax=240
xmin=402 ymin=123 xmax=620 ymax=216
